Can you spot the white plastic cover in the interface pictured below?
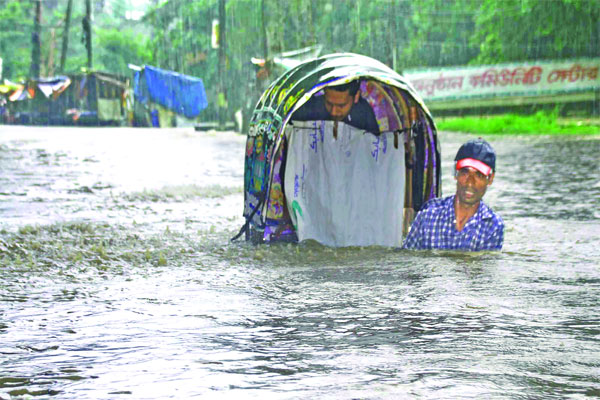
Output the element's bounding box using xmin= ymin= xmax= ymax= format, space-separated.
xmin=284 ymin=120 xmax=405 ymax=247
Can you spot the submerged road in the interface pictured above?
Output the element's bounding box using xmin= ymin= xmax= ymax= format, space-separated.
xmin=0 ymin=125 xmax=599 ymax=399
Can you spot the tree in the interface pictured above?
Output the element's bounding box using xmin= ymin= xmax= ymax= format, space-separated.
xmin=59 ymin=0 xmax=73 ymax=73
xmin=2 ymin=0 xmax=598 ymax=117
xmin=95 ymin=28 xmax=152 ymax=75
xmin=401 ymin=0 xmax=478 ymax=69
xmin=0 ymin=1 xmax=34 ymax=79
xmin=471 ymin=0 xmax=600 ymax=63
xmin=30 ymin=0 xmax=41 ymax=78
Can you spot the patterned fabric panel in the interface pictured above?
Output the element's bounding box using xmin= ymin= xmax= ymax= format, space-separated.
xmin=263 ymin=138 xmax=296 ymax=242
xmin=360 ymin=80 xmax=402 ymax=133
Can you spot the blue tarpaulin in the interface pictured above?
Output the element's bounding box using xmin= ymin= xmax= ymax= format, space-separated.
xmin=134 ymin=65 xmax=208 ymax=119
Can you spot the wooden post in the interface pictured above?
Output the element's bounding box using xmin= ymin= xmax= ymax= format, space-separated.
xmin=59 ymin=0 xmax=73 ymax=73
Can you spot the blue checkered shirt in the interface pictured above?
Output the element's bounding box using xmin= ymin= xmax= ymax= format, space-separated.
xmin=403 ymin=195 xmax=504 ymax=251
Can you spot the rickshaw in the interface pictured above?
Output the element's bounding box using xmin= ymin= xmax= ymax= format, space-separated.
xmin=233 ymin=53 xmax=441 ymax=247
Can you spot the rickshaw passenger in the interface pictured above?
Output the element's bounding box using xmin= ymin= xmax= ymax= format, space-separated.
xmin=291 ymin=80 xmax=380 ymax=134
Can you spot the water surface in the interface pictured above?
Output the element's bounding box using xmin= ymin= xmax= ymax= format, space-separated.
xmin=1 ymin=126 xmax=599 ymax=399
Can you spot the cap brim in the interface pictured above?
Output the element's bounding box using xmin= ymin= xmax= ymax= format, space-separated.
xmin=456 ymin=158 xmax=492 ymax=176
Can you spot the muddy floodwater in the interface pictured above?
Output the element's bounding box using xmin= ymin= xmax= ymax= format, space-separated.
xmin=1 ymin=125 xmax=599 ymax=399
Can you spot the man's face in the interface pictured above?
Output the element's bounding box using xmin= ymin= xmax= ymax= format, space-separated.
xmin=455 ymin=167 xmax=494 ymax=207
xmin=324 ymin=89 xmax=359 ymax=121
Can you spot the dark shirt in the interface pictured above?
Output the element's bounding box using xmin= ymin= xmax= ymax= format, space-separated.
xmin=291 ymin=94 xmax=380 ymax=134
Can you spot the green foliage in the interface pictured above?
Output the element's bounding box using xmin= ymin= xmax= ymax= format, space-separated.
xmin=0 ymin=1 xmax=33 ymax=79
xmin=402 ymin=0 xmax=479 ymax=68
xmin=437 ymin=112 xmax=600 ymax=135
xmin=472 ymin=0 xmax=600 ymax=63
xmin=95 ymin=28 xmax=152 ymax=75
xmin=0 ymin=0 xmax=598 ymax=119
xmin=0 ymin=0 xmax=149 ymax=79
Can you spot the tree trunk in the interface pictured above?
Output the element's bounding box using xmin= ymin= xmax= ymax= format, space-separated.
xmin=84 ymin=0 xmax=92 ymax=69
xmin=47 ymin=28 xmax=56 ymax=76
xmin=59 ymin=0 xmax=73 ymax=73
xmin=217 ymin=0 xmax=227 ymax=129
xmin=389 ymin=0 xmax=397 ymax=70
xmin=261 ymin=0 xmax=268 ymax=60
xmin=308 ymin=0 xmax=316 ymax=46
xmin=30 ymin=0 xmax=41 ymax=79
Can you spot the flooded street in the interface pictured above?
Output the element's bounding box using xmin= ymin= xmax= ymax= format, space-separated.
xmin=1 ymin=125 xmax=599 ymax=399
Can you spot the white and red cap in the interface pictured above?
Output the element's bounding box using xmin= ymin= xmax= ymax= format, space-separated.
xmin=454 ymin=138 xmax=496 ymax=177
xmin=456 ymin=158 xmax=493 ymax=176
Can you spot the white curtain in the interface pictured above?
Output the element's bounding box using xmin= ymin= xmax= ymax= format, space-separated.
xmin=284 ymin=121 xmax=405 ymax=247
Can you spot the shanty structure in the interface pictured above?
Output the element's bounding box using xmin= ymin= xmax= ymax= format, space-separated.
xmin=1 ymin=71 xmax=128 ymax=126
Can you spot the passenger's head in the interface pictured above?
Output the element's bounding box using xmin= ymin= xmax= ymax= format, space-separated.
xmin=323 ymin=80 xmax=361 ymax=121
xmin=454 ymin=138 xmax=496 ymax=206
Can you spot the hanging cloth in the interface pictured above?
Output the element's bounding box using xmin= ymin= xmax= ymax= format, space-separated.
xmin=284 ymin=120 xmax=405 ymax=247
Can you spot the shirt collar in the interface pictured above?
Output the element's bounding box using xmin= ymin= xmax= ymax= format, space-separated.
xmin=448 ymin=194 xmax=494 ymax=222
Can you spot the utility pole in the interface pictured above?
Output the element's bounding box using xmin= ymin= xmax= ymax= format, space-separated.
xmin=84 ymin=0 xmax=92 ymax=69
xmin=217 ymin=0 xmax=227 ymax=129
xmin=59 ymin=0 xmax=73 ymax=73
xmin=30 ymin=0 xmax=42 ymax=79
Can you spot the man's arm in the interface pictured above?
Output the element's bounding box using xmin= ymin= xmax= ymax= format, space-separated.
xmin=484 ymin=225 xmax=504 ymax=250
xmin=475 ymin=218 xmax=504 ymax=251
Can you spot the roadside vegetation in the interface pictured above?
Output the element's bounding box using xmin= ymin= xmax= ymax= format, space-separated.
xmin=437 ymin=112 xmax=600 ymax=135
